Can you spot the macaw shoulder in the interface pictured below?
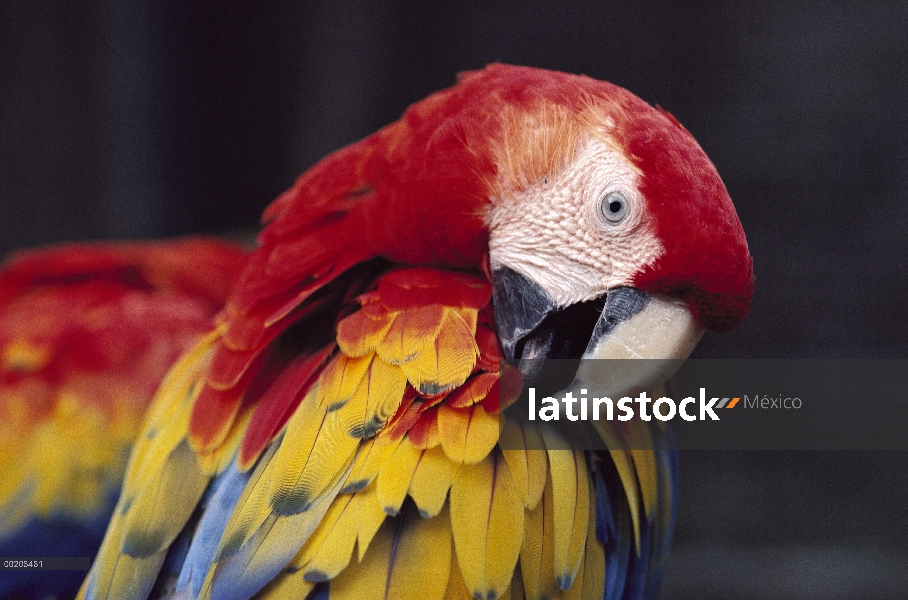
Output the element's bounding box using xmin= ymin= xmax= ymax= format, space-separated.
xmin=235 ymin=266 xmax=508 ymax=471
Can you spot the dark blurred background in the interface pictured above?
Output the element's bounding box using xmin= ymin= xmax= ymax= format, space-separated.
xmin=2 ymin=2 xmax=906 ymax=598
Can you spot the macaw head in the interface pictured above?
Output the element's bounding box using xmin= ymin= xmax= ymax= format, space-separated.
xmin=224 ymin=63 xmax=753 ymax=406
xmin=475 ymin=65 xmax=754 ymax=392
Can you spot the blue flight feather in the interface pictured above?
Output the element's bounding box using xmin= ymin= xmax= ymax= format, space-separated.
xmin=174 ymin=454 xmax=253 ymax=598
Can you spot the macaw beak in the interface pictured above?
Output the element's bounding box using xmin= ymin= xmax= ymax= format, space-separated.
xmin=492 ymin=266 xmax=704 ymax=397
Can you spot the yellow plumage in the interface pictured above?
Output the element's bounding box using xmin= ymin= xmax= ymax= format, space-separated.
xmin=437 ymin=402 xmax=500 ymax=464
xmin=520 ymin=474 xmax=558 ymax=599
xmin=543 ymin=429 xmax=590 ymax=590
xmin=315 ymin=354 xmax=372 ymax=412
xmin=406 ymin=445 xmax=459 ymax=518
xmin=267 ymin=399 xmax=358 ymax=516
xmin=500 ymin=420 xmax=548 ymax=511
xmin=594 ymin=421 xmax=644 ymax=555
xmin=442 ymin=549 xmax=474 ymax=599
xmin=341 ymin=430 xmax=404 ymax=494
xmin=330 ymin=503 xmax=452 ymax=600
xmin=450 ymin=450 xmax=524 ymax=599
xmin=333 ymin=354 xmax=407 ymax=438
xmin=290 ymin=484 xmax=385 ymax=579
xmin=81 ymin=269 xmax=670 ymax=600
xmin=374 ymin=305 xmax=446 ymax=365
xmin=254 ymin=571 xmax=317 ymax=598
xmin=375 ymin=436 xmax=423 ymax=515
xmin=122 ymin=440 xmax=208 ymax=557
xmin=399 ymin=308 xmax=479 ymax=395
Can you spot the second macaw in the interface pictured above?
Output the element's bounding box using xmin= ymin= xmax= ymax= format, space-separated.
xmin=0 ymin=238 xmax=246 ymax=599
xmin=81 ymin=64 xmax=753 ymax=600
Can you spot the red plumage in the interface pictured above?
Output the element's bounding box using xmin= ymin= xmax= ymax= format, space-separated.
xmin=0 ymin=239 xmax=246 ymax=393
xmin=623 ymin=107 xmax=754 ymax=332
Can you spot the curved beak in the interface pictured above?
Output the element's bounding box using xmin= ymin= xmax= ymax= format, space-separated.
xmin=492 ymin=266 xmax=704 ymax=398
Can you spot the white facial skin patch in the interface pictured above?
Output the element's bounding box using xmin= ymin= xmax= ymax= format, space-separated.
xmin=486 ymin=136 xmax=664 ymax=307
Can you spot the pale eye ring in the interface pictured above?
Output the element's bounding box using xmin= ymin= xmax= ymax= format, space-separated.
xmin=600 ymin=191 xmax=629 ymax=223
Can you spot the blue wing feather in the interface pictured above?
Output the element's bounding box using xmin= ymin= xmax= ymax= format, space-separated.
xmin=174 ymin=456 xmax=254 ymax=598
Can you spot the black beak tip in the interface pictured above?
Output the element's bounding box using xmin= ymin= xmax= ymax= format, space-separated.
xmin=491 ymin=266 xmax=556 ymax=361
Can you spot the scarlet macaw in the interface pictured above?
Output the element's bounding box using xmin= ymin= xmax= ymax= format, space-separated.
xmin=80 ymin=64 xmax=753 ymax=600
xmin=0 ymin=238 xmax=246 ymax=599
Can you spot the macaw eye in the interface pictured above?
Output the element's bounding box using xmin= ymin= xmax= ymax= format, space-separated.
xmin=600 ymin=191 xmax=629 ymax=223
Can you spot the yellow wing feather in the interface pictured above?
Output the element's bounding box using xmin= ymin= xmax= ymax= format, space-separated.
xmin=438 ymin=402 xmax=500 ymax=464
xmin=251 ymin=571 xmax=316 ymax=599
xmin=333 ymin=354 xmax=407 ymax=439
xmin=341 ymin=430 xmax=404 ymax=494
xmin=121 ymin=440 xmax=209 ymax=557
xmin=500 ymin=419 xmax=548 ymax=511
xmin=315 ymin=354 xmax=372 ymax=412
xmin=330 ymin=504 xmax=453 ymax=600
xmin=578 ymin=481 xmax=606 ymax=600
xmin=282 ymin=485 xmax=384 ymax=582
xmin=628 ymin=429 xmax=659 ymax=520
xmin=541 ymin=427 xmax=590 ymax=590
xmin=376 ymin=436 xmax=423 ymax=515
xmin=519 ymin=473 xmax=558 ymax=600
xmin=407 ymin=444 xmax=459 ymax=518
xmin=450 ymin=450 xmax=524 ymax=600
xmin=442 ymin=547 xmax=473 ymax=600
xmin=267 ymin=387 xmax=360 ymax=516
xmin=375 ymin=304 xmax=446 ymax=365
xmin=399 ymin=308 xmax=478 ymax=395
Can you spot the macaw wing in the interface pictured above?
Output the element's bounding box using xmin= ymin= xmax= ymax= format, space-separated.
xmin=0 ymin=238 xmax=246 ymax=600
xmin=82 ymin=266 xmax=676 ymax=600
